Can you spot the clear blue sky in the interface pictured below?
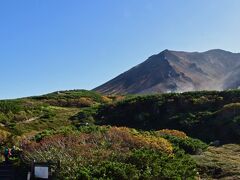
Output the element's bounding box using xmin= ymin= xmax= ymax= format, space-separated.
xmin=1 ymin=0 xmax=240 ymax=99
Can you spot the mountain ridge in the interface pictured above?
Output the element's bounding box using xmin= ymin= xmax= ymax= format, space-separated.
xmin=94 ymin=49 xmax=240 ymax=94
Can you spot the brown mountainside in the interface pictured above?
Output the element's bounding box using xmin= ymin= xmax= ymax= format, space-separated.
xmin=94 ymin=49 xmax=240 ymax=94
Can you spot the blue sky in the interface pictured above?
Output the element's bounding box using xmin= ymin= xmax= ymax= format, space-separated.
xmin=1 ymin=0 xmax=240 ymax=99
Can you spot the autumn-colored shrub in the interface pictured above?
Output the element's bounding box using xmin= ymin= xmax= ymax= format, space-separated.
xmin=78 ymin=97 xmax=94 ymax=107
xmin=222 ymin=103 xmax=240 ymax=110
xmin=18 ymin=126 xmax=200 ymax=179
xmin=101 ymin=96 xmax=112 ymax=103
xmin=105 ymin=127 xmax=173 ymax=154
xmin=0 ymin=129 xmax=11 ymax=145
xmin=157 ymin=129 xmax=188 ymax=139
xmin=107 ymin=95 xmax=125 ymax=102
xmin=22 ymin=134 xmax=99 ymax=179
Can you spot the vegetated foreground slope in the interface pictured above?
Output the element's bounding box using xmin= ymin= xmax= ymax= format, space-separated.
xmin=94 ymin=49 xmax=240 ymax=94
xmin=0 ymin=89 xmax=240 ymax=179
xmin=0 ymin=90 xmax=206 ymax=179
xmin=20 ymin=126 xmax=205 ymax=179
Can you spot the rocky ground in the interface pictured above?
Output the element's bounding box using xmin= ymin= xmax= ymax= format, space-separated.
xmin=193 ymin=144 xmax=240 ymax=179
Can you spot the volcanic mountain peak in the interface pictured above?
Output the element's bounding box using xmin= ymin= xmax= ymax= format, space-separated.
xmin=94 ymin=49 xmax=240 ymax=94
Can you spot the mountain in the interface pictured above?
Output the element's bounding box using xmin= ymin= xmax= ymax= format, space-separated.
xmin=94 ymin=49 xmax=240 ymax=94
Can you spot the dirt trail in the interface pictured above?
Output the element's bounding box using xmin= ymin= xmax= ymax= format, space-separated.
xmin=18 ymin=117 xmax=39 ymax=124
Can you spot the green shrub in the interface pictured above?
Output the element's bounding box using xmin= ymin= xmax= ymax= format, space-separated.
xmin=70 ymin=107 xmax=97 ymax=125
xmin=76 ymin=167 xmax=92 ymax=180
xmin=31 ymin=90 xmax=108 ymax=107
xmin=127 ymin=149 xmax=197 ymax=179
xmin=34 ymin=126 xmax=77 ymax=142
xmin=0 ymin=112 xmax=8 ymax=124
xmin=91 ymin=161 xmax=139 ymax=180
xmin=0 ymin=100 xmax=21 ymax=114
xmin=34 ymin=130 xmax=54 ymax=142
xmin=77 ymin=125 xmax=109 ymax=134
xmin=40 ymin=109 xmax=56 ymax=119
xmin=162 ymin=135 xmax=208 ymax=154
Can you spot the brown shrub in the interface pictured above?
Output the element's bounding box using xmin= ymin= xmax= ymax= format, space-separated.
xmin=0 ymin=129 xmax=11 ymax=145
xmin=20 ymin=126 xmax=174 ymax=178
xmin=105 ymin=127 xmax=173 ymax=154
xmin=157 ymin=129 xmax=188 ymax=139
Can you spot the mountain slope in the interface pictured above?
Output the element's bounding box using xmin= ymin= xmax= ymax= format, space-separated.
xmin=94 ymin=49 xmax=240 ymax=94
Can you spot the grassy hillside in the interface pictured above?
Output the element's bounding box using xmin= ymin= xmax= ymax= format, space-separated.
xmin=0 ymin=89 xmax=240 ymax=179
xmin=0 ymin=90 xmax=111 ymax=140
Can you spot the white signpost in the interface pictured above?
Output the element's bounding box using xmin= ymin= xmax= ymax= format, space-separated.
xmin=34 ymin=166 xmax=49 ymax=179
